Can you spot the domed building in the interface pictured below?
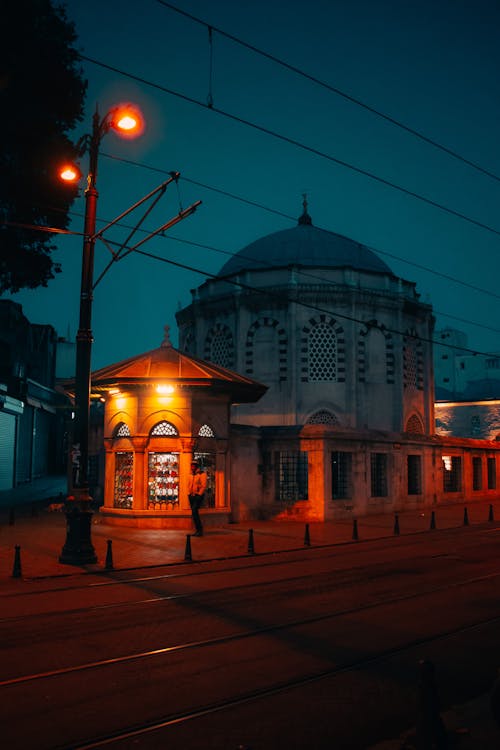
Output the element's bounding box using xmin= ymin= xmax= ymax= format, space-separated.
xmin=175 ymin=202 xmax=500 ymax=522
xmin=178 ymin=201 xmax=434 ymax=435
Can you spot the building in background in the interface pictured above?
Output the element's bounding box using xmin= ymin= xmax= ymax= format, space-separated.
xmin=0 ymin=300 xmax=69 ymax=494
xmin=434 ymin=326 xmax=500 ymax=440
xmin=173 ymin=205 xmax=500 ymax=521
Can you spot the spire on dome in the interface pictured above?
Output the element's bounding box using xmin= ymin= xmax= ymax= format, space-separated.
xmin=161 ymin=325 xmax=172 ymax=348
xmin=298 ymin=193 xmax=312 ymax=225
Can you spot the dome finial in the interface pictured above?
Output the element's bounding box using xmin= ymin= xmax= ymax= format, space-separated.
xmin=161 ymin=324 xmax=172 ymax=348
xmin=298 ymin=193 xmax=312 ymax=225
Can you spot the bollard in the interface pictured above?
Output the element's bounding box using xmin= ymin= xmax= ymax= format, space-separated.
xmin=489 ymin=503 xmax=495 ymax=522
xmin=247 ymin=528 xmax=255 ymax=554
xmin=463 ymin=506 xmax=469 ymax=526
xmin=394 ymin=513 xmax=400 ymax=536
xmin=352 ymin=518 xmax=359 ymax=541
xmin=415 ymin=660 xmax=448 ymax=749
xmin=105 ymin=539 xmax=113 ymax=570
xmin=8 ymin=507 xmax=15 ymax=526
xmin=12 ymin=545 xmax=22 ymax=578
xmin=304 ymin=523 xmax=311 ymax=546
xmin=184 ymin=534 xmax=192 ymax=562
xmin=430 ymin=510 xmax=436 ymax=530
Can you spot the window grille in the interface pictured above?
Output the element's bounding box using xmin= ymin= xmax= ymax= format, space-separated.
xmin=472 ymin=457 xmax=482 ymax=491
xmin=114 ymin=422 xmax=131 ymax=437
xmin=205 ymin=324 xmax=234 ymax=369
xmin=407 ymin=454 xmax=422 ymax=495
xmin=275 ymin=451 xmax=308 ymax=502
xmin=114 ymin=452 xmax=133 ymax=509
xmin=198 ymin=424 xmax=215 ymax=437
xmin=370 ymin=453 xmax=388 ymax=497
xmin=488 ymin=457 xmax=496 ymax=489
xmin=331 ymin=451 xmax=352 ymax=499
xmin=442 ymin=455 xmax=462 ymax=492
xmin=406 ymin=415 xmax=424 ymax=435
xmin=150 ymin=421 xmax=178 ymax=436
xmin=307 ymin=410 xmax=338 ymax=425
xmin=308 ymin=323 xmax=337 ymax=381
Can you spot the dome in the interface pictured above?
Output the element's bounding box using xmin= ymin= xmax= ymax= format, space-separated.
xmin=217 ymin=206 xmax=392 ymax=278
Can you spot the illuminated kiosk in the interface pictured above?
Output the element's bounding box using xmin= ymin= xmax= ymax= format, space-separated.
xmin=90 ymin=331 xmax=266 ymax=528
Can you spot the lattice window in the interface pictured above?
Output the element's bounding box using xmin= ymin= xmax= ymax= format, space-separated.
xmin=204 ymin=324 xmax=234 ymax=369
xmin=331 ymin=451 xmax=352 ymax=499
xmin=403 ymin=332 xmax=424 ymax=390
xmin=114 ymin=422 xmax=131 ymax=437
xmin=275 ymin=451 xmax=308 ymax=502
xmin=405 ymin=414 xmax=424 ymax=434
xmin=301 ymin=316 xmax=344 ymax=383
xmin=198 ymin=424 xmax=215 ymax=437
xmin=150 ymin=421 xmax=178 ymax=436
xmin=307 ymin=410 xmax=338 ymax=425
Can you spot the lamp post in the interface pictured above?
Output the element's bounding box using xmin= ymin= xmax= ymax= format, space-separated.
xmin=59 ymin=104 xmax=143 ymax=565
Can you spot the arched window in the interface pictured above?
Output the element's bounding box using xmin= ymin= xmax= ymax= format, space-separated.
xmin=405 ymin=414 xmax=424 ymax=434
xmin=301 ymin=316 xmax=344 ymax=383
xmin=245 ymin=317 xmax=287 ymax=381
xmin=306 ymin=410 xmax=338 ymax=425
xmin=150 ymin=421 xmax=179 ymax=436
xmin=357 ymin=322 xmax=394 ymax=385
xmin=403 ymin=331 xmax=424 ymax=391
xmin=204 ymin=324 xmax=234 ymax=369
xmin=198 ymin=424 xmax=215 ymax=437
xmin=114 ymin=422 xmax=131 ymax=437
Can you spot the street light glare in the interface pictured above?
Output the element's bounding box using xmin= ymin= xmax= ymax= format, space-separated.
xmin=59 ymin=164 xmax=81 ymax=183
xmin=111 ymin=104 xmax=144 ymax=138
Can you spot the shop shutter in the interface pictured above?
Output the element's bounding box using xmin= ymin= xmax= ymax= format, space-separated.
xmin=0 ymin=411 xmax=16 ymax=490
xmin=16 ymin=405 xmax=33 ymax=484
xmin=33 ymin=409 xmax=51 ymax=478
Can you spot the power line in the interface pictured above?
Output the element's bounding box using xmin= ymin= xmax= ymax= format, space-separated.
xmin=100 ymin=151 xmax=500 ymax=304
xmin=80 ymin=54 xmax=500 ymax=240
xmin=155 ymin=0 xmax=500 ymax=186
xmin=8 ymin=207 xmax=500 ymax=352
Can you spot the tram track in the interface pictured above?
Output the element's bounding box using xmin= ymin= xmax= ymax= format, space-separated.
xmin=47 ymin=609 xmax=500 ymax=750
xmin=1 ymin=566 xmax=499 ymax=689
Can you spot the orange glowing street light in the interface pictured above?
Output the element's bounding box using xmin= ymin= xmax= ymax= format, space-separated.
xmin=58 ymin=103 xmax=144 ymax=565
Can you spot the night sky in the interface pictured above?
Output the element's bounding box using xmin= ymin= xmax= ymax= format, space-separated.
xmin=8 ymin=0 xmax=500 ymax=369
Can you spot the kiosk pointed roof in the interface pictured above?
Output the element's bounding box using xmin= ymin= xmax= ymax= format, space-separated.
xmin=88 ymin=336 xmax=266 ymax=403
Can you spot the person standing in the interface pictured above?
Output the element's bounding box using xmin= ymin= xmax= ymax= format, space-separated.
xmin=188 ymin=461 xmax=207 ymax=536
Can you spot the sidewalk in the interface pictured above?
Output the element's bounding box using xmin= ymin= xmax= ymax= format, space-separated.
xmin=0 ymin=499 xmax=497 ymax=580
xmin=1 ymin=500 xmax=499 ymax=749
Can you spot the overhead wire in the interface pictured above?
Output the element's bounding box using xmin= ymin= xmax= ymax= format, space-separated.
xmin=79 ymin=54 xmax=500 ymax=240
xmin=154 ymin=0 xmax=500 ymax=185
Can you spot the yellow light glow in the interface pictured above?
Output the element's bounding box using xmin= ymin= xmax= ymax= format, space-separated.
xmin=116 ymin=397 xmax=127 ymax=409
xmin=59 ymin=164 xmax=81 ymax=183
xmin=156 ymin=384 xmax=175 ymax=394
xmin=109 ymin=388 xmax=120 ymax=395
xmin=111 ymin=104 xmax=144 ymax=138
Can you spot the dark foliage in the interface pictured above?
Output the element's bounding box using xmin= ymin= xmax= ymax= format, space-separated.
xmin=0 ymin=0 xmax=87 ymax=293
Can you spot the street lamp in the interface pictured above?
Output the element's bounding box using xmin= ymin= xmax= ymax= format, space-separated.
xmin=59 ymin=104 xmax=144 ymax=565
